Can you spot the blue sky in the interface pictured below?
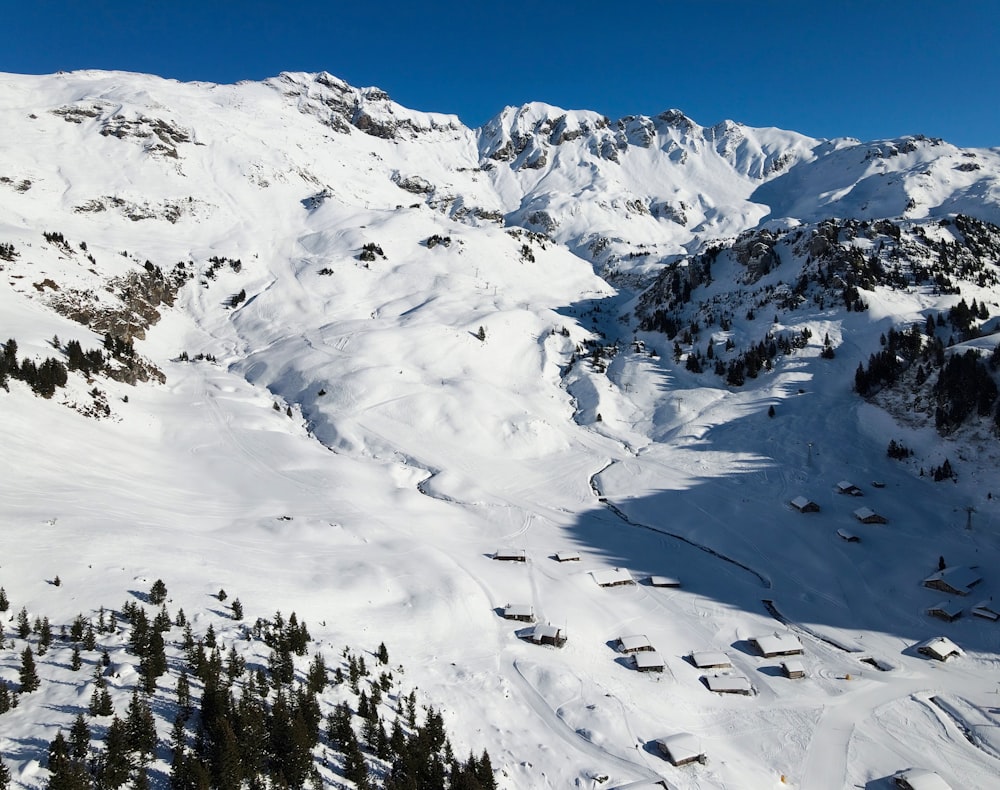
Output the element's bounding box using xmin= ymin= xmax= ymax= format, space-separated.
xmin=7 ymin=1 xmax=998 ymax=146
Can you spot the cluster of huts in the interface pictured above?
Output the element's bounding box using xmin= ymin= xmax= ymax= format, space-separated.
xmin=790 ymin=480 xmax=891 ymax=543
xmin=922 ymin=565 xmax=995 ymax=622
xmin=689 ymin=630 xmax=805 ymax=699
xmin=491 ymin=547 xmax=682 ymax=654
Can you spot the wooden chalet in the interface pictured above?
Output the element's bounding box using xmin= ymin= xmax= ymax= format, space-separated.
xmin=530 ymin=623 xmax=567 ymax=647
xmin=703 ymin=674 xmax=753 ymax=696
xmin=690 ymin=651 xmax=732 ymax=669
xmin=648 ymin=575 xmax=682 ymax=588
xmin=971 ymin=600 xmax=1000 ymax=621
xmin=501 ymin=604 xmax=534 ymax=622
xmin=836 ymin=480 xmax=863 ymax=496
xmin=616 ymin=634 xmax=654 ymax=654
xmin=781 ymin=659 xmax=806 ymax=679
xmin=591 ymin=567 xmax=635 ymax=587
xmin=554 ymin=550 xmax=581 ymax=562
xmin=837 ymin=528 xmax=860 ymax=543
xmin=927 ymin=600 xmax=963 ymax=622
xmin=790 ymin=496 xmax=820 ymax=513
xmin=853 ymin=507 xmax=887 ymax=524
xmin=493 ymin=548 xmax=526 ymax=562
xmin=749 ymin=632 xmax=804 ymax=658
xmin=632 ymin=651 xmax=665 ymax=673
xmin=922 ymin=566 xmax=982 ymax=596
xmin=914 ymin=636 xmax=963 ymax=662
xmin=655 ymin=733 xmax=706 ymax=766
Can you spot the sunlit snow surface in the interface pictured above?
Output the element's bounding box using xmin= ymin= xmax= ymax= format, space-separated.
xmin=1 ymin=70 xmax=1000 ymax=789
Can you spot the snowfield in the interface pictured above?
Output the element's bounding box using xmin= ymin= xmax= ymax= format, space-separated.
xmin=1 ymin=69 xmax=1000 ymax=789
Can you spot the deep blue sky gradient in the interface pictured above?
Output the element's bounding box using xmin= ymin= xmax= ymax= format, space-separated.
xmin=6 ymin=1 xmax=998 ymax=146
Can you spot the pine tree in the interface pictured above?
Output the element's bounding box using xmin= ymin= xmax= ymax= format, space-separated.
xmin=230 ymin=598 xmax=243 ymax=621
xmin=0 ymin=587 xmax=8 ymax=612
xmin=19 ymin=646 xmax=40 ymax=692
xmin=0 ymin=680 xmax=11 ymax=714
xmin=70 ymin=644 xmax=82 ymax=671
xmin=125 ymin=688 xmax=157 ymax=757
xmin=16 ymin=607 xmax=30 ymax=639
xmin=149 ymin=579 xmax=167 ymax=605
xmin=69 ymin=713 xmax=91 ymax=760
xmin=96 ymin=716 xmax=132 ymax=790
xmin=0 ymin=757 xmax=10 ymax=790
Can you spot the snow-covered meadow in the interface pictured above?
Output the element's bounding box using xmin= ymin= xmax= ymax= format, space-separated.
xmin=1 ymin=70 xmax=1000 ymax=789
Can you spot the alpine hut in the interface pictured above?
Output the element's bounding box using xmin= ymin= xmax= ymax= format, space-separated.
xmin=655 ymin=733 xmax=706 ymax=766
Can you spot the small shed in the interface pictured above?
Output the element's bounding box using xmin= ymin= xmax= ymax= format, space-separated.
xmin=790 ymin=496 xmax=820 ymax=513
xmin=554 ymin=550 xmax=581 ymax=562
xmin=493 ymin=548 xmax=526 ymax=562
xmin=853 ymin=507 xmax=887 ymax=524
xmin=690 ymin=651 xmax=732 ymax=669
xmin=502 ymin=604 xmax=534 ymax=622
xmin=617 ymin=634 xmax=654 ymax=654
xmin=927 ymin=600 xmax=963 ymax=622
xmin=915 ymin=636 xmax=963 ymax=662
xmin=750 ymin=632 xmax=804 ymax=658
xmin=971 ymin=601 xmax=1000 ymax=621
xmin=922 ymin=567 xmax=982 ymax=596
xmin=837 ymin=480 xmax=863 ymax=496
xmin=530 ymin=623 xmax=567 ymax=647
xmin=655 ymin=733 xmax=706 ymax=766
xmin=837 ymin=528 xmax=861 ymax=543
xmin=592 ymin=567 xmax=635 ymax=587
xmin=893 ymin=768 xmax=953 ymax=790
xmin=648 ymin=575 xmax=681 ymax=588
xmin=781 ymin=659 xmax=806 ymax=679
xmin=703 ymin=674 xmax=753 ymax=696
xmin=632 ymin=651 xmax=665 ymax=673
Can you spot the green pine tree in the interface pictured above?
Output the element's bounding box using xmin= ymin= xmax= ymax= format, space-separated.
xmin=19 ymin=647 xmax=40 ymax=692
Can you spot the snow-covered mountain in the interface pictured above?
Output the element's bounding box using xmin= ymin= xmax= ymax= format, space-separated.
xmin=2 ymin=69 xmax=1000 ymax=790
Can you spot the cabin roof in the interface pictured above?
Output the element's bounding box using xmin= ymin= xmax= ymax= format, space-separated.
xmin=618 ymin=634 xmax=653 ymax=652
xmin=915 ymin=636 xmax=962 ymax=659
xmin=633 ymin=651 xmax=665 ymax=669
xmin=752 ymin=632 xmax=803 ymax=655
xmin=690 ymin=650 xmax=731 ymax=668
xmin=704 ymin=674 xmax=752 ymax=693
xmin=656 ymin=732 xmax=704 ymax=763
xmin=592 ymin=567 xmax=634 ymax=586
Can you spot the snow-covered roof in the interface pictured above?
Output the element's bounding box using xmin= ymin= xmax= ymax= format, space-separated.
xmin=790 ymin=496 xmax=818 ymax=511
xmin=494 ymin=547 xmax=526 ymax=560
xmin=648 ymin=575 xmax=681 ymax=587
xmin=853 ymin=506 xmax=884 ymax=522
xmin=633 ymin=651 xmax=664 ymax=670
xmin=928 ymin=600 xmax=964 ymax=618
xmin=751 ymin=632 xmax=803 ymax=656
xmin=915 ymin=636 xmax=962 ymax=660
xmin=690 ymin=650 xmax=732 ymax=668
xmin=782 ymin=658 xmax=806 ymax=676
xmin=972 ymin=600 xmax=1000 ymax=620
xmin=503 ymin=603 xmax=533 ymax=618
xmin=618 ymin=634 xmax=653 ymax=652
xmin=704 ymin=674 xmax=753 ymax=694
xmin=837 ymin=528 xmax=860 ymax=541
xmin=655 ymin=732 xmax=705 ymax=764
xmin=592 ymin=567 xmax=634 ymax=586
xmin=555 ymin=550 xmax=581 ymax=561
xmin=893 ymin=768 xmax=953 ymax=790
xmin=922 ymin=566 xmax=982 ymax=594
xmin=531 ymin=623 xmax=561 ymax=642
xmin=837 ymin=480 xmax=860 ymax=493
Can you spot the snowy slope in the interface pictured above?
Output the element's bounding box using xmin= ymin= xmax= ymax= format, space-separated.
xmin=2 ymin=69 xmax=1000 ymax=790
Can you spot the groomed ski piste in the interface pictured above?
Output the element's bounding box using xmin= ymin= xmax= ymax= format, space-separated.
xmin=1 ymin=70 xmax=1000 ymax=789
